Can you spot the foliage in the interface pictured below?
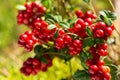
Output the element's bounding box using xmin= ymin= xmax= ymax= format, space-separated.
xmin=0 ymin=0 xmax=119 ymax=80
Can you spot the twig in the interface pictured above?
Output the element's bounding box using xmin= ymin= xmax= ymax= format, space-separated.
xmin=61 ymin=0 xmax=73 ymax=18
xmin=108 ymin=0 xmax=115 ymax=11
xmin=89 ymin=0 xmax=96 ymax=15
xmin=69 ymin=60 xmax=73 ymax=80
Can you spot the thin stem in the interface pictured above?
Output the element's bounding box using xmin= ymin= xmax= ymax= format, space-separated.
xmin=61 ymin=0 xmax=73 ymax=18
xmin=69 ymin=60 xmax=73 ymax=80
xmin=89 ymin=0 xmax=96 ymax=15
xmin=108 ymin=0 xmax=115 ymax=11
xmin=42 ymin=52 xmax=67 ymax=57
xmin=108 ymin=0 xmax=120 ymax=35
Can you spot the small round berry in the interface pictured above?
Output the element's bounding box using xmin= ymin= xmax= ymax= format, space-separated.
xmin=97 ymin=60 xmax=104 ymax=66
xmin=94 ymin=29 xmax=104 ymax=38
xmin=55 ymin=38 xmax=64 ymax=45
xmin=86 ymin=59 xmax=93 ymax=67
xmin=103 ymin=72 xmax=111 ymax=80
xmin=98 ymin=49 xmax=108 ymax=56
xmin=73 ymin=40 xmax=82 ymax=47
xmin=85 ymin=18 xmax=92 ymax=25
xmin=75 ymin=10 xmax=84 ymax=18
xmin=32 ymin=58 xmax=40 ymax=66
xmin=105 ymin=27 xmax=113 ymax=37
xmin=76 ymin=18 xmax=84 ymax=25
xmin=90 ymin=65 xmax=99 ymax=72
xmin=97 ymin=43 xmax=108 ymax=50
xmin=64 ymin=35 xmax=72 ymax=44
xmin=89 ymin=47 xmax=97 ymax=54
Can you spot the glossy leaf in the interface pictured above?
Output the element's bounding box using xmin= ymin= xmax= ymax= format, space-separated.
xmin=68 ymin=18 xmax=77 ymax=28
xmin=94 ymin=38 xmax=104 ymax=44
xmin=59 ymin=22 xmax=70 ymax=29
xmin=82 ymin=37 xmax=95 ymax=48
xmin=40 ymin=56 xmax=48 ymax=63
xmin=86 ymin=27 xmax=93 ymax=37
xmin=34 ymin=45 xmax=44 ymax=55
xmin=107 ymin=64 xmax=118 ymax=80
xmin=48 ymin=24 xmax=56 ymax=30
xmin=79 ymin=51 xmax=91 ymax=69
xmin=54 ymin=30 xmax=59 ymax=39
xmin=73 ymin=70 xmax=90 ymax=80
xmin=54 ymin=15 xmax=62 ymax=22
xmin=16 ymin=5 xmax=26 ymax=10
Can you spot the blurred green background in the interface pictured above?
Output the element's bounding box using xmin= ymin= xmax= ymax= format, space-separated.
xmin=0 ymin=0 xmax=117 ymax=80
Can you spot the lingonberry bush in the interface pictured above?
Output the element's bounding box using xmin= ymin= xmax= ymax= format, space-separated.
xmin=16 ymin=0 xmax=119 ymax=80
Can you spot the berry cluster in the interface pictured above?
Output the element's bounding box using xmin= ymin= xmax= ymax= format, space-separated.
xmin=92 ymin=22 xmax=114 ymax=39
xmin=20 ymin=55 xmax=52 ymax=76
xmin=86 ymin=43 xmax=111 ymax=80
xmin=17 ymin=2 xmax=46 ymax=25
xmin=69 ymin=10 xmax=96 ymax=38
xmin=18 ymin=31 xmax=38 ymax=52
xmin=68 ymin=40 xmax=82 ymax=56
xmin=55 ymin=29 xmax=72 ymax=50
xmin=55 ymin=30 xmax=82 ymax=56
xmin=32 ymin=18 xmax=56 ymax=42
xmin=16 ymin=2 xmax=115 ymax=79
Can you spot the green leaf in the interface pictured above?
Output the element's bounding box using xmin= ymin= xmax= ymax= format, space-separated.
xmin=40 ymin=56 xmax=48 ymax=63
xmin=68 ymin=18 xmax=77 ymax=28
xmin=107 ymin=64 xmax=118 ymax=80
xmin=86 ymin=27 xmax=93 ymax=37
xmin=57 ymin=48 xmax=72 ymax=61
xmin=34 ymin=45 xmax=44 ymax=55
xmin=46 ymin=18 xmax=55 ymax=24
xmin=47 ymin=24 xmax=56 ymax=30
xmin=79 ymin=51 xmax=91 ymax=69
xmin=16 ymin=5 xmax=26 ymax=10
xmin=98 ymin=10 xmax=117 ymax=26
xmin=41 ymin=0 xmax=51 ymax=10
xmin=54 ymin=15 xmax=62 ymax=22
xmin=94 ymin=38 xmax=104 ymax=44
xmin=73 ymin=70 xmax=90 ymax=80
xmin=83 ymin=0 xmax=90 ymax=3
xmin=45 ymin=14 xmax=57 ymax=23
xmin=82 ymin=37 xmax=95 ymax=48
xmin=59 ymin=22 xmax=70 ymax=29
xmin=54 ymin=30 xmax=59 ymax=39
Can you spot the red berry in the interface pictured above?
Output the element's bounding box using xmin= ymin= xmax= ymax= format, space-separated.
xmin=94 ymin=29 xmax=104 ymax=38
xmin=89 ymin=47 xmax=97 ymax=54
xmin=64 ymin=35 xmax=72 ymax=44
xmin=85 ymin=11 xmax=93 ymax=18
xmin=109 ymin=24 xmax=115 ymax=30
xmin=75 ymin=10 xmax=84 ymax=18
xmin=26 ymin=57 xmax=33 ymax=64
xmin=76 ymin=18 xmax=84 ymax=25
xmin=55 ymin=38 xmax=64 ymax=45
xmin=73 ymin=40 xmax=82 ymax=47
xmin=32 ymin=58 xmax=40 ymax=66
xmin=98 ymin=49 xmax=108 ymax=56
xmin=96 ymin=22 xmax=106 ymax=29
xmin=85 ymin=18 xmax=92 ymax=25
xmin=97 ymin=43 xmax=108 ymax=50
xmin=58 ymin=30 xmax=65 ymax=36
xmin=97 ymin=60 xmax=104 ymax=66
xmin=86 ymin=59 xmax=93 ymax=66
xmin=25 ymin=66 xmax=33 ymax=73
xmin=105 ymin=27 xmax=113 ymax=37
xmin=90 ymin=65 xmax=99 ymax=72
xmin=104 ymin=72 xmax=111 ymax=80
